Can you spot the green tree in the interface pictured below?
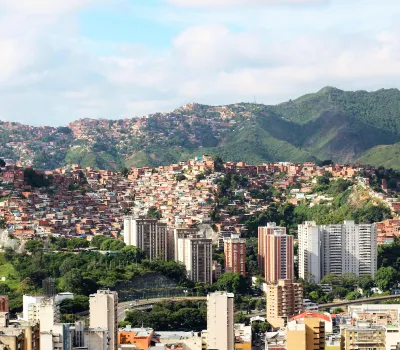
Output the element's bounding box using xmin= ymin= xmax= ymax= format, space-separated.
xmin=195 ymin=173 xmax=206 ymax=182
xmin=212 ymin=273 xmax=249 ymax=295
xmin=0 ymin=159 xmax=5 ymax=167
xmin=120 ymin=167 xmax=130 ymax=178
xmin=59 ymin=295 xmax=89 ymax=314
xmin=175 ymin=174 xmax=187 ymax=182
xmin=345 ymin=291 xmax=362 ymax=300
xmin=67 ymin=238 xmax=89 ymax=250
xmin=375 ymin=266 xmax=400 ymax=291
xmin=332 ymin=307 xmax=345 ymax=314
xmin=91 ymin=235 xmax=109 ymax=249
xmin=61 ymin=269 xmax=84 ymax=294
xmin=0 ymin=216 xmax=7 ymax=229
xmin=148 ymin=206 xmax=161 ymax=219
xmin=24 ymin=240 xmax=43 ymax=253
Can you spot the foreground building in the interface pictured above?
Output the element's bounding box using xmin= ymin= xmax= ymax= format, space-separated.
xmin=123 ymin=216 xmax=168 ymax=261
xmin=89 ymin=290 xmax=118 ymax=350
xmin=258 ymin=223 xmax=294 ymax=283
xmin=266 ymin=280 xmax=304 ymax=328
xmin=287 ymin=316 xmax=325 ymax=350
xmin=298 ymin=220 xmax=377 ymax=283
xmin=207 ymin=291 xmax=235 ymax=350
xmin=341 ymin=324 xmax=386 ymax=350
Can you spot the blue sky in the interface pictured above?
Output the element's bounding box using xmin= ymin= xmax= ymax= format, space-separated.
xmin=0 ymin=0 xmax=399 ymax=126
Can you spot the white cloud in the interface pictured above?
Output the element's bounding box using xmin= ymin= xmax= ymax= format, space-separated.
xmin=165 ymin=0 xmax=325 ymax=7
xmin=0 ymin=0 xmax=400 ymax=126
xmin=0 ymin=0 xmax=96 ymax=15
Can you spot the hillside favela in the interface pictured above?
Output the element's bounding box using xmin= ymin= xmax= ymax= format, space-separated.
xmin=1 ymin=1 xmax=400 ymax=350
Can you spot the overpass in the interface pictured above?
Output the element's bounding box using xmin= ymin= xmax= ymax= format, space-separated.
xmin=318 ymin=294 xmax=400 ymax=310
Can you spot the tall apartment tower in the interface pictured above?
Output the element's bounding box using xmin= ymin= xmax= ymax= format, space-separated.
xmin=266 ymin=280 xmax=304 ymax=328
xmin=298 ymin=221 xmax=323 ymax=283
xmin=89 ymin=290 xmax=118 ymax=350
xmin=298 ymin=221 xmax=378 ymax=283
xmin=123 ymin=216 xmax=168 ymax=261
xmin=286 ymin=316 xmax=325 ymax=350
xmin=224 ymin=236 xmax=246 ymax=276
xmin=171 ymin=227 xmax=199 ymax=260
xmin=177 ymin=235 xmax=213 ymax=284
xmin=258 ymin=223 xmax=294 ymax=282
xmin=207 ymin=291 xmax=235 ymax=350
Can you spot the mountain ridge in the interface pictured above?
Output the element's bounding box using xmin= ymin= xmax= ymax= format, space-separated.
xmin=1 ymin=86 xmax=400 ymax=169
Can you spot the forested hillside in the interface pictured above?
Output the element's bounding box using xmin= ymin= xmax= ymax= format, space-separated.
xmin=1 ymin=87 xmax=400 ymax=169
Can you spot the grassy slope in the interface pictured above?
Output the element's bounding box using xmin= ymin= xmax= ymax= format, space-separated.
xmin=357 ymin=143 xmax=400 ymax=169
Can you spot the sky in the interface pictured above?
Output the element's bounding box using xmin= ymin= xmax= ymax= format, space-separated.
xmin=0 ymin=0 xmax=400 ymax=126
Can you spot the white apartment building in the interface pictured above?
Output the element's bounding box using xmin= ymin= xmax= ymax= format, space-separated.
xmin=207 ymin=291 xmax=235 ymax=350
xmin=298 ymin=221 xmax=377 ymax=283
xmin=89 ymin=290 xmax=118 ymax=350
xmin=123 ymin=216 xmax=168 ymax=261
xmin=177 ymin=235 xmax=213 ymax=284
xmin=39 ymin=298 xmax=64 ymax=350
xmin=22 ymin=295 xmax=45 ymax=323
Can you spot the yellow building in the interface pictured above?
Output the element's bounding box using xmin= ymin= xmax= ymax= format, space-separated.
xmin=340 ymin=324 xmax=385 ymax=350
xmin=266 ymin=279 xmax=303 ymax=328
xmin=234 ymin=324 xmax=252 ymax=350
xmin=287 ymin=316 xmax=325 ymax=350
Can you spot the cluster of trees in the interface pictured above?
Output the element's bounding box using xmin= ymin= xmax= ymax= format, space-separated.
xmin=90 ymin=236 xmax=126 ymax=251
xmin=23 ymin=168 xmax=50 ymax=188
xmin=303 ymin=267 xmax=399 ymax=304
xmin=123 ymin=300 xmax=207 ymax=331
xmin=0 ymin=245 xmax=188 ymax=312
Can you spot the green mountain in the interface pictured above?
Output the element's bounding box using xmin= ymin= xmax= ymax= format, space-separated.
xmin=2 ymin=87 xmax=400 ymax=169
xmin=357 ymin=143 xmax=400 ymax=169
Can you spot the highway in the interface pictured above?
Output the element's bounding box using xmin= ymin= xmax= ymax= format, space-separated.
xmin=101 ymin=294 xmax=400 ymax=322
xmin=317 ymin=294 xmax=400 ymax=309
xmin=117 ymin=296 xmax=207 ymax=322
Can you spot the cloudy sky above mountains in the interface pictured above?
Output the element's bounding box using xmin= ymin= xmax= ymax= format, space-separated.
xmin=0 ymin=0 xmax=399 ymax=125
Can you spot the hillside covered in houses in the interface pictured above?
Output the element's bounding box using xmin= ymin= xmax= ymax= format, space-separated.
xmin=3 ymin=87 xmax=400 ymax=170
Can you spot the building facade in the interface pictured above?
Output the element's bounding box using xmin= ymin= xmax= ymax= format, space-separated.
xmin=89 ymin=290 xmax=118 ymax=350
xmin=298 ymin=221 xmax=378 ymax=283
xmin=224 ymin=236 xmax=246 ymax=276
xmin=207 ymin=291 xmax=235 ymax=350
xmin=177 ymin=236 xmax=213 ymax=284
xmin=123 ymin=216 xmax=168 ymax=261
xmin=341 ymin=324 xmax=386 ymax=350
xmin=266 ymin=280 xmax=304 ymax=329
xmin=287 ymin=316 xmax=325 ymax=350
xmin=258 ymin=223 xmax=294 ymax=283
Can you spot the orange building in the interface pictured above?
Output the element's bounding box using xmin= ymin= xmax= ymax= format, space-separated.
xmin=118 ymin=327 xmax=154 ymax=350
xmin=258 ymin=223 xmax=294 ymax=283
xmin=224 ymin=236 xmax=246 ymax=276
xmin=376 ymin=219 xmax=400 ymax=244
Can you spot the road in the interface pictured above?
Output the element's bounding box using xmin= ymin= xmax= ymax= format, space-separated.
xmin=117 ymin=296 xmax=207 ymax=322
xmin=318 ymin=294 xmax=400 ymax=309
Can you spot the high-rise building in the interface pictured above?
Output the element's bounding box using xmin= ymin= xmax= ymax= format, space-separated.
xmin=298 ymin=221 xmax=378 ymax=283
xmin=123 ymin=216 xmax=168 ymax=261
xmin=258 ymin=223 xmax=294 ymax=282
xmin=177 ymin=235 xmax=213 ymax=284
xmin=171 ymin=227 xmax=199 ymax=261
xmin=340 ymin=324 xmax=386 ymax=350
xmin=286 ymin=316 xmax=325 ymax=350
xmin=298 ymin=221 xmax=323 ymax=283
xmin=224 ymin=236 xmax=246 ymax=276
xmin=207 ymin=291 xmax=235 ymax=350
xmin=89 ymin=290 xmax=118 ymax=350
xmin=266 ymin=279 xmax=304 ymax=328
